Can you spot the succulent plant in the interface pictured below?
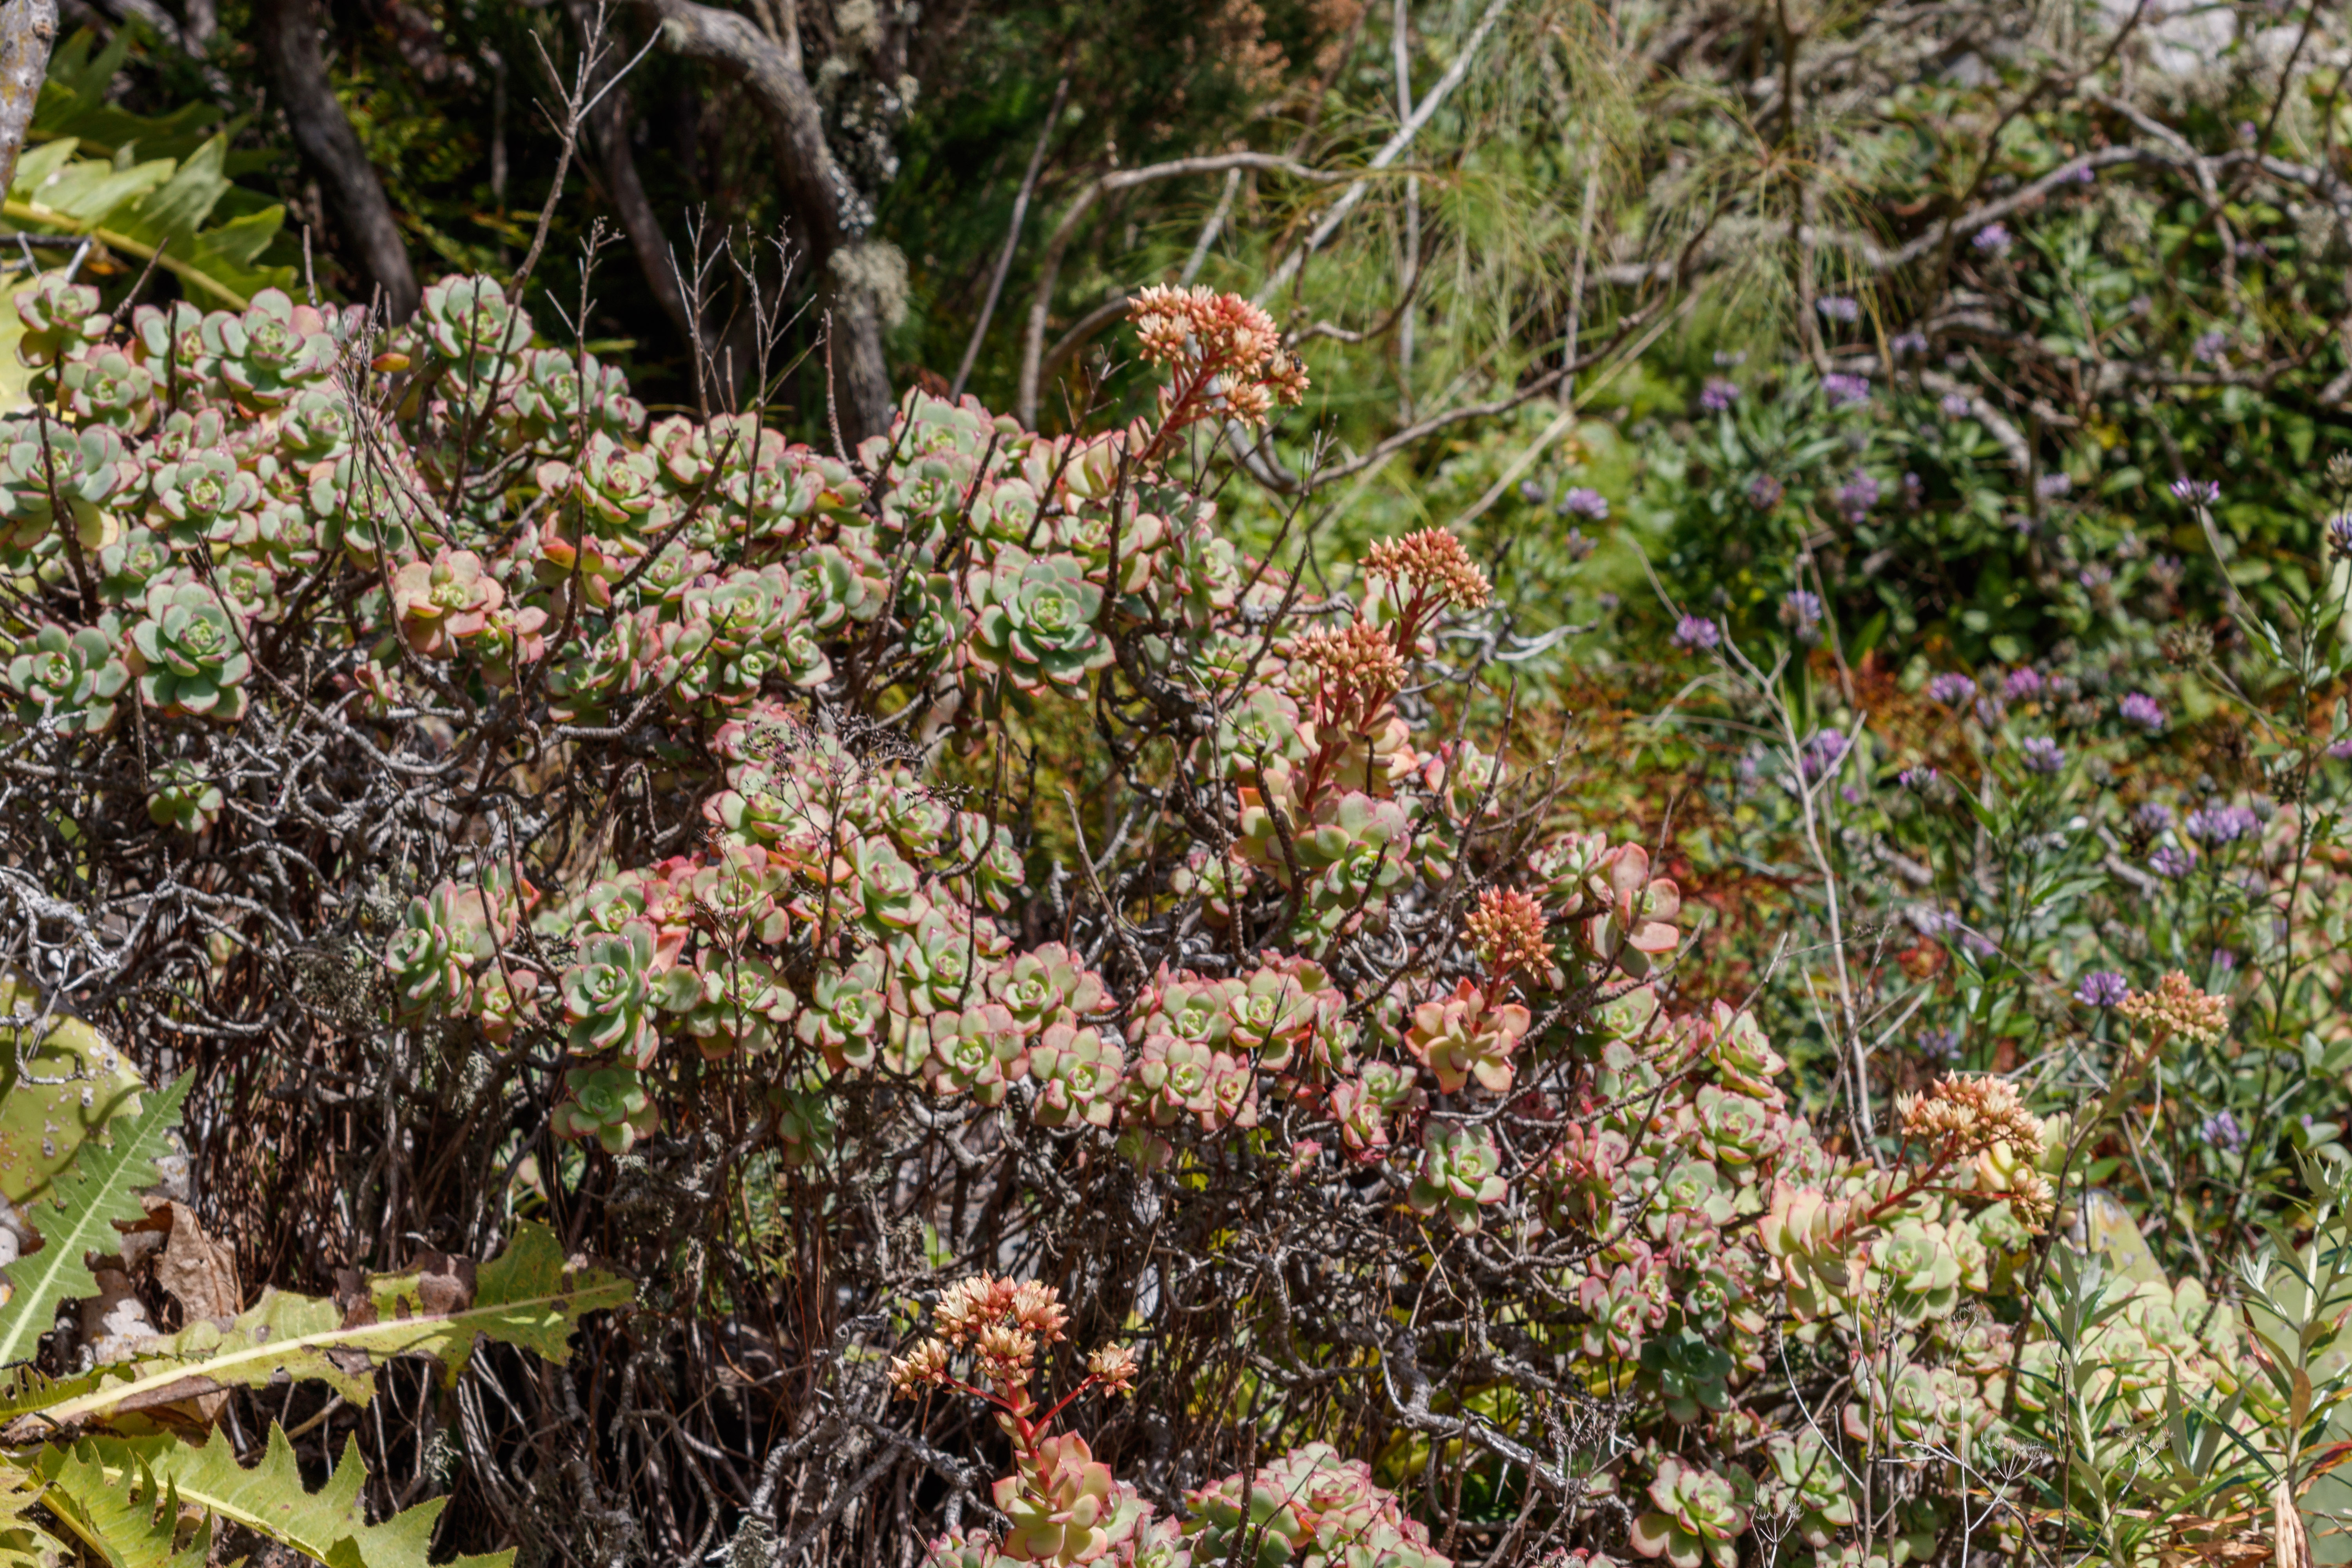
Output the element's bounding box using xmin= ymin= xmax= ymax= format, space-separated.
xmin=926 ymin=1002 xmax=1028 ymax=1104
xmin=127 ymin=580 xmax=251 ymax=719
xmin=1630 ymin=1458 xmax=1752 ymax=1568
xmin=1183 ymin=1443 xmax=1447 ymax=1568
xmin=1029 ymin=1025 xmax=1124 ymax=1129
xmin=7 ymin=619 xmax=129 ymax=733
xmin=967 ymin=550 xmax=1111 ymax=692
xmin=551 ymin=1063 xmax=660 ymax=1155
xmin=145 ymin=759 xmax=225 ymax=835
xmin=0 ymin=419 xmax=136 ymax=556
xmin=1866 ymin=1217 xmax=1965 ymax=1323
xmin=675 ymin=956 xmax=795 ymax=1058
xmin=390 ymin=548 xmax=505 ymax=658
xmin=1579 ymin=1260 xmax=1668 ymax=1360
xmin=560 ymin=924 xmax=666 ymax=1066
xmin=795 ymin=956 xmax=889 ymax=1072
xmin=151 ymin=446 xmax=263 ymax=547
xmin=417 ymin=274 xmax=533 ymax=387
xmin=382 ymin=881 xmax=504 ymax=1021
xmin=61 ymin=347 xmax=157 ymax=430
xmin=1406 ymin=1122 xmax=1508 ymax=1232
xmin=1761 ymin=1430 xmax=1857 ymax=1548
xmin=202 ymin=289 xmax=338 ymax=407
xmin=993 ymin=1431 xmax=1134 ymax=1567
xmin=1404 ymin=980 xmax=1529 ymax=1094
xmin=1639 ymin=1328 xmax=1736 ymax=1424
xmin=15 ymin=274 xmax=110 ymax=368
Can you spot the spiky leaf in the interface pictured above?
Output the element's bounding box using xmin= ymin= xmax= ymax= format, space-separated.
xmin=33 ymin=1443 xmax=203 ymax=1568
xmin=37 ymin=1428 xmax=506 ymax=1568
xmin=29 ymin=1222 xmax=629 ymax=1428
xmin=0 ymin=1074 xmax=189 ymax=1369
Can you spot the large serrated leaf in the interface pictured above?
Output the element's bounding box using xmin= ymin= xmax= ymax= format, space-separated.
xmin=33 ymin=1442 xmax=203 ymax=1568
xmin=38 ymin=1428 xmax=506 ymax=1568
xmin=0 ymin=1074 xmax=188 ymax=1370
xmin=0 ymin=973 xmax=149 ymax=1208
xmin=32 ymin=1222 xmax=630 ymax=1428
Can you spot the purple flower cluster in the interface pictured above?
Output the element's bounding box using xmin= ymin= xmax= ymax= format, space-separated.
xmin=1817 ymin=296 xmax=1860 ymax=324
xmin=2150 ymin=843 xmax=2198 ymax=879
xmin=2001 ymin=667 xmax=2044 ymax=702
xmin=2034 ymin=472 xmax=2073 ymax=499
xmin=1940 ymin=392 xmax=1974 ymax=417
xmin=2185 ymin=804 xmax=2259 ymax=845
xmin=1916 ymin=1026 xmax=1961 ymax=1062
xmin=1837 ymin=472 xmax=1880 ymax=522
xmin=2021 ymin=737 xmax=2065 ymax=775
xmin=2199 ymin=1109 xmax=2247 ymax=1153
xmin=2329 ymin=514 xmax=2352 ymax=559
xmin=1898 ymin=763 xmax=1938 ymax=790
xmin=1671 ymin=613 xmax=1722 ymax=652
xmin=1822 ymin=373 xmax=1871 ymax=409
xmin=1972 ymin=223 xmax=2012 ymax=254
xmin=2073 ymin=970 xmax=2129 ymax=1007
xmin=1699 ymin=379 xmax=1740 ymax=412
xmin=2118 ymin=691 xmax=2165 ymax=730
xmin=1799 ymin=727 xmax=1849 ymax=781
xmin=2134 ymin=802 xmax=2174 ymax=831
xmin=1559 ymin=487 xmax=1610 ymax=520
xmin=2170 ymin=477 xmax=2221 ymax=505
xmin=1780 ymin=589 xmax=1824 ymax=642
xmin=1891 ymin=332 xmax=1927 ymax=357
xmin=1563 ymin=529 xmax=1597 ymax=562
xmin=1749 ymin=474 xmax=1785 ymax=509
xmin=1927 ymin=672 xmax=1976 ymax=705
xmin=2329 ymin=736 xmax=2352 ymax=760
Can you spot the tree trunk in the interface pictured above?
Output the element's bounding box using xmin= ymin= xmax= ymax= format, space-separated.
xmin=254 ymin=0 xmax=419 ymax=320
xmin=643 ymin=0 xmax=895 ymax=443
xmin=0 ymin=0 xmax=58 ymax=202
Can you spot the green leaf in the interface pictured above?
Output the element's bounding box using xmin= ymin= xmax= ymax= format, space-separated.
xmin=33 ymin=1443 xmax=205 ymax=1568
xmin=0 ymin=974 xmax=151 ymax=1208
xmin=38 ymin=1427 xmax=508 ymax=1568
xmin=0 ymin=1073 xmax=189 ymax=1369
xmin=29 ymin=1221 xmax=630 ymax=1428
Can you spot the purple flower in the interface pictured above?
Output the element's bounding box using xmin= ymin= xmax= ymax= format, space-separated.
xmin=1749 ymin=474 xmax=1785 ymax=509
xmin=1800 ymin=727 xmax=1848 ymax=781
xmin=2328 ymin=514 xmax=2352 ymax=559
xmin=1940 ymin=392 xmax=1973 ymax=417
xmin=1560 ymin=487 xmax=1610 ymax=520
xmin=1962 ymin=932 xmax=1998 ymax=960
xmin=1974 ymin=695 xmax=2007 ymax=728
xmin=1916 ymin=1026 xmax=1960 ymax=1062
xmin=1902 ymin=472 xmax=1924 ymax=509
xmin=1780 ymin=589 xmax=1824 ymax=643
xmin=2148 ymin=555 xmax=2185 ymax=590
xmin=1927 ymin=672 xmax=1976 ymax=705
xmin=2211 ymin=948 xmax=2237 ymax=973
xmin=2074 ymin=971 xmax=2129 ymax=1007
xmin=2078 ymin=564 xmax=2113 ymax=593
xmin=2022 ymin=737 xmax=2065 ymax=775
xmin=1837 ymin=472 xmax=1881 ymax=521
xmin=1519 ymin=480 xmax=1550 ymax=504
xmin=2134 ymin=802 xmax=2174 ymax=831
xmin=1899 ymin=764 xmax=1938 ymax=789
xmin=2119 ymin=692 xmax=2165 ymax=730
xmin=1823 ymin=373 xmax=1871 ymax=408
xmin=2193 ymin=330 xmax=2228 ymax=365
xmin=1671 ymin=613 xmax=1722 ymax=652
xmin=1973 ymin=223 xmax=2012 ymax=254
xmin=2170 ymin=477 xmax=2221 ymax=505
xmin=1699 ymin=378 xmax=1740 ymax=412
xmin=2200 ymin=1109 xmax=2247 ymax=1153
xmin=1891 ymin=331 xmax=1927 ymax=356
xmin=1562 ymin=529 xmax=1596 ymax=562
xmin=2329 ymin=736 xmax=2352 ymax=760
xmin=2071 ymin=160 xmax=2095 ymax=183
xmin=2185 ymin=804 xmax=2258 ymax=845
xmin=2002 ymin=667 xmax=2045 ymax=702
xmin=2150 ymin=844 xmax=2198 ymax=879
xmin=2035 ymin=472 xmax=2073 ymax=499
xmin=1818 ymin=296 xmax=1860 ymax=323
